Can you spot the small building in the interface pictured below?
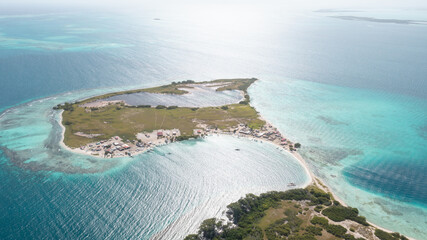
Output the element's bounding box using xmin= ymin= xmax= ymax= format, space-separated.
xmin=157 ymin=131 xmax=164 ymax=139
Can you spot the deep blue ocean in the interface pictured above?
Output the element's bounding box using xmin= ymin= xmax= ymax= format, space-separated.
xmin=0 ymin=6 xmax=426 ymax=239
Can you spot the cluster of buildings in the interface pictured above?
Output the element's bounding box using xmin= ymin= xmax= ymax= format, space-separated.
xmin=80 ymin=136 xmax=134 ymax=157
xmin=235 ymin=124 xmax=292 ymax=147
xmin=79 ymin=129 xmax=183 ymax=158
xmin=193 ymin=123 xmax=297 ymax=151
xmin=77 ymin=123 xmax=298 ymax=159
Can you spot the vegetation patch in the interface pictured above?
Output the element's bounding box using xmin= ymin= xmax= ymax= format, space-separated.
xmin=374 ymin=229 xmax=408 ymax=240
xmin=310 ymin=216 xmax=328 ymax=228
xmin=325 ymin=224 xmax=347 ymax=237
xmin=322 ymin=206 xmax=369 ymax=226
xmin=305 ymin=225 xmax=323 ymax=236
xmin=184 ymin=186 xmax=407 ymax=240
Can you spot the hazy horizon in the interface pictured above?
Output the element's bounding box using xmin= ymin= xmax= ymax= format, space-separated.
xmin=2 ymin=0 xmax=427 ymax=13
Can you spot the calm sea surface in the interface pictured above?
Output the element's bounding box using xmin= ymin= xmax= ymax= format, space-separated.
xmin=0 ymin=7 xmax=426 ymax=239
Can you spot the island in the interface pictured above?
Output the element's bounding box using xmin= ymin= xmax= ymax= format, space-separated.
xmin=55 ymin=78 xmax=301 ymax=159
xmin=54 ymin=78 xmax=407 ymax=240
xmin=184 ymin=184 xmax=409 ymax=240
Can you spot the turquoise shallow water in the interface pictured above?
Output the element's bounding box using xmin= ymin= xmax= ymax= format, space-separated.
xmin=250 ymin=79 xmax=427 ymax=238
xmin=0 ymin=8 xmax=427 ymax=240
xmin=0 ymin=90 xmax=309 ymax=239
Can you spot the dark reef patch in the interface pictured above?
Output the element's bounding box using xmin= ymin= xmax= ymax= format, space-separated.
xmin=300 ymin=146 xmax=363 ymax=166
xmin=417 ymin=124 xmax=427 ymax=140
xmin=317 ymin=115 xmax=348 ymax=126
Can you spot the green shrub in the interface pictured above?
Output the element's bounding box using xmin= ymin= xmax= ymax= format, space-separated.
xmin=167 ymin=105 xmax=178 ymax=110
xmin=265 ymin=219 xmax=291 ymax=239
xmin=288 ymin=234 xmax=317 ymax=240
xmin=305 ymin=225 xmax=322 ymax=236
xmin=54 ymin=102 xmax=74 ymax=111
xmin=137 ymin=105 xmax=151 ymax=108
xmin=374 ymin=229 xmax=406 ymax=240
xmin=221 ymin=106 xmax=229 ymax=110
xmin=326 ymin=224 xmax=347 ymax=237
xmin=198 ymin=218 xmax=219 ymax=239
xmin=343 ymin=233 xmax=358 ymax=240
xmin=156 ymin=105 xmax=166 ymax=109
xmin=314 ymin=205 xmax=323 ymax=213
xmin=283 ymin=208 xmax=303 ymax=231
xmin=308 ymin=187 xmax=331 ymax=206
xmin=310 ymin=216 xmax=328 ymax=228
xmin=322 ymin=206 xmax=369 ymax=226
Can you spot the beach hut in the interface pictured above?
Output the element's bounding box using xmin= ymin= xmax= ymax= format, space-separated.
xmin=157 ymin=131 xmax=163 ymax=139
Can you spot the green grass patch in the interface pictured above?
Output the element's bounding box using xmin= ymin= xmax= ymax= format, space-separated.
xmin=62 ymin=102 xmax=264 ymax=148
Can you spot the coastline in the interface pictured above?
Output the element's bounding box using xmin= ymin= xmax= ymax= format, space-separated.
xmin=58 ymin=110 xmax=157 ymax=158
xmin=56 ymin=83 xmax=409 ymax=239
xmin=59 ymin=107 xmax=334 ymax=205
xmin=58 ymin=110 xmax=410 ymax=238
xmin=58 ymin=106 xmax=312 ymax=188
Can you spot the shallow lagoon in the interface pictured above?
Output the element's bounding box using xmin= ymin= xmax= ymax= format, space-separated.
xmin=103 ymin=85 xmax=243 ymax=107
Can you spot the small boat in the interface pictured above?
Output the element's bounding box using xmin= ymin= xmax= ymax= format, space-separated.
xmin=235 ymin=148 xmax=240 ymax=151
xmin=287 ymin=182 xmax=296 ymax=187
